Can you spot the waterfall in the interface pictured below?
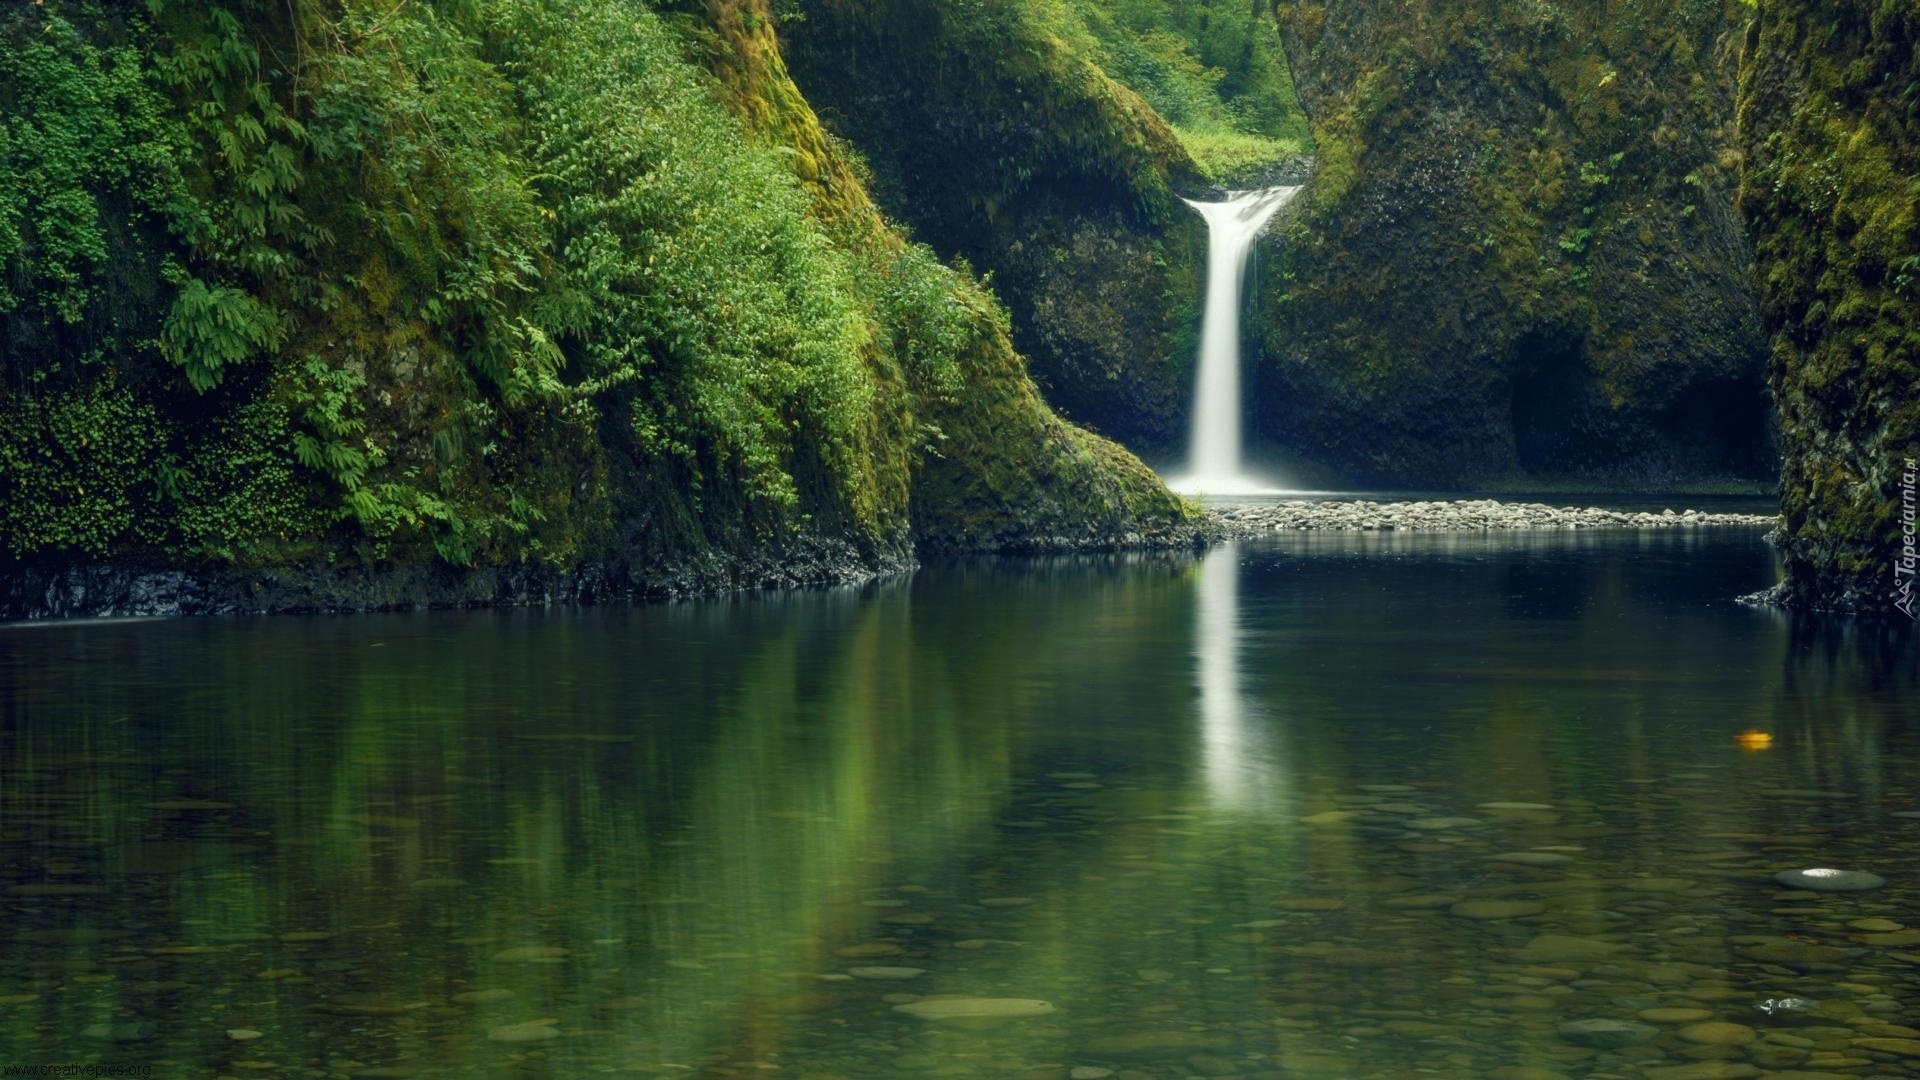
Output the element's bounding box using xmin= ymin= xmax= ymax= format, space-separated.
xmin=1168 ymin=186 xmax=1300 ymax=496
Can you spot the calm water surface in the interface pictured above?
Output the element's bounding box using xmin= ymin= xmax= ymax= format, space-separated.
xmin=3 ymin=527 xmax=1919 ymax=1079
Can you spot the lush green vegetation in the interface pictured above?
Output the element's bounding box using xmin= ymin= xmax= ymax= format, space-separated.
xmin=1739 ymin=0 xmax=1919 ymax=611
xmin=1067 ymin=0 xmax=1311 ymax=179
xmin=0 ymin=0 xmax=1192 ymax=581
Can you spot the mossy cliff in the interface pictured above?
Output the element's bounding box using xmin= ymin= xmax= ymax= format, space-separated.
xmin=780 ymin=0 xmax=1271 ymax=459
xmin=1263 ymin=0 xmax=1774 ymax=486
xmin=0 ymin=0 xmax=1195 ymax=616
xmin=1738 ymin=0 xmax=1919 ymax=614
xmin=694 ymin=0 xmax=1195 ymax=550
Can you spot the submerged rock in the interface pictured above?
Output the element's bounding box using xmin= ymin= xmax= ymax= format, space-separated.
xmin=1450 ymin=900 xmax=1546 ymax=920
xmin=890 ymin=997 xmax=1055 ymax=1021
xmin=1518 ymin=935 xmax=1628 ymax=963
xmin=1772 ymin=868 xmax=1885 ymax=892
xmin=487 ymin=1019 xmax=560 ymax=1042
xmin=1557 ymin=1018 xmax=1657 ymax=1048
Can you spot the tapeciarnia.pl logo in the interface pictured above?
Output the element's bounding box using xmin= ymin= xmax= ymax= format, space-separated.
xmin=1898 ymin=457 xmax=1917 ymax=620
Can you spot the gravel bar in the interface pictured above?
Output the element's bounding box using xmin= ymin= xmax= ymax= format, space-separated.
xmin=1212 ymin=499 xmax=1776 ymax=536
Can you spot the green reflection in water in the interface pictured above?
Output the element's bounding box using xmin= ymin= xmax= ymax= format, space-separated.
xmin=2 ymin=530 xmax=1917 ymax=1078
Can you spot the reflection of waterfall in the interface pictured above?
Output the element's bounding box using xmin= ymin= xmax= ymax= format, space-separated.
xmin=1195 ymin=542 xmax=1273 ymax=807
xmin=1168 ymin=187 xmax=1300 ymax=496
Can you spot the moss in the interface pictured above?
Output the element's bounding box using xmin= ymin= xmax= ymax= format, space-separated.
xmin=1737 ymin=0 xmax=1920 ymax=612
xmin=1262 ymin=0 xmax=1773 ymax=487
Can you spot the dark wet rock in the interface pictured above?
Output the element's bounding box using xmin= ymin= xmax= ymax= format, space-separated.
xmin=0 ymin=539 xmax=917 ymax=620
xmin=1557 ymin=1018 xmax=1658 ymax=1048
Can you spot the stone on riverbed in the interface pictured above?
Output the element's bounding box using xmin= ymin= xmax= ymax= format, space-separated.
xmin=1638 ymin=1007 xmax=1715 ymax=1024
xmin=1409 ymin=816 xmax=1484 ymax=830
xmin=1557 ymin=1018 xmax=1657 ymax=1047
xmin=1450 ymin=900 xmax=1546 ymax=920
xmin=1847 ymin=918 xmax=1904 ymax=932
xmin=1772 ymin=868 xmax=1885 ymax=891
xmin=489 ymin=946 xmax=570 ymax=963
xmin=487 ymin=1019 xmax=560 ymax=1042
xmin=1488 ymin=852 xmax=1575 ymax=866
xmin=848 ymin=966 xmax=924 ymax=979
xmin=1082 ymin=1029 xmax=1230 ymax=1056
xmin=891 ymin=997 xmax=1055 ymax=1021
xmin=1678 ymin=1021 xmax=1757 ymax=1045
xmin=1518 ymin=934 xmax=1628 ymax=962
xmin=1851 ymin=1037 xmax=1920 ymax=1057
xmin=1737 ymin=941 xmax=1852 ymax=969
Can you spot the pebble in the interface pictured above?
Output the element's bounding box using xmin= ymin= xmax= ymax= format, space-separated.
xmin=488 ymin=946 xmax=569 ymax=963
xmin=486 ymin=1019 xmax=560 ymax=1042
xmin=1450 ymin=900 xmax=1546 ymax=920
xmin=1409 ymin=816 xmax=1484 ymax=830
xmin=1852 ymin=1037 xmax=1920 ymax=1056
xmin=1487 ymin=852 xmax=1575 ymax=866
xmin=835 ymin=943 xmax=906 ymax=958
xmin=1557 ymin=1018 xmax=1657 ymax=1047
xmin=1082 ymin=1030 xmax=1229 ymax=1056
xmin=890 ymin=997 xmax=1055 ymax=1021
xmin=1641 ymin=1065 xmax=1760 ymax=1079
xmin=847 ymin=967 xmax=924 ymax=979
xmin=1519 ymin=935 xmax=1627 ymax=962
xmin=80 ymin=1022 xmax=154 ymax=1042
xmin=1678 ymin=1021 xmax=1757 ymax=1044
xmin=1847 ymin=918 xmax=1904 ymax=932
xmin=1639 ymin=1008 xmax=1715 ymax=1024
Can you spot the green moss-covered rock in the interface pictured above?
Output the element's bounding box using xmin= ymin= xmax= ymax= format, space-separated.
xmin=781 ymin=0 xmax=1217 ymax=459
xmin=696 ymin=0 xmax=1200 ymax=546
xmin=1738 ymin=0 xmax=1919 ymax=613
xmin=1263 ymin=0 xmax=1774 ymax=486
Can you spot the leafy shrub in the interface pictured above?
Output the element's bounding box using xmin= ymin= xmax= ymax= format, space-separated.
xmin=0 ymin=380 xmax=163 ymax=557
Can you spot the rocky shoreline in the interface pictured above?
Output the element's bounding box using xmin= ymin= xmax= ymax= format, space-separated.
xmin=1 ymin=500 xmax=1782 ymax=621
xmin=1210 ymin=499 xmax=1777 ymax=536
xmin=0 ymin=521 xmax=1220 ymax=622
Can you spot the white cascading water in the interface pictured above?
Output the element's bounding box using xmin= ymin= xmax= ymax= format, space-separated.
xmin=1168 ymin=186 xmax=1300 ymax=495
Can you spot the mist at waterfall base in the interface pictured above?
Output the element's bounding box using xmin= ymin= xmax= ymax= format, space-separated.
xmin=1164 ymin=187 xmax=1301 ymax=497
